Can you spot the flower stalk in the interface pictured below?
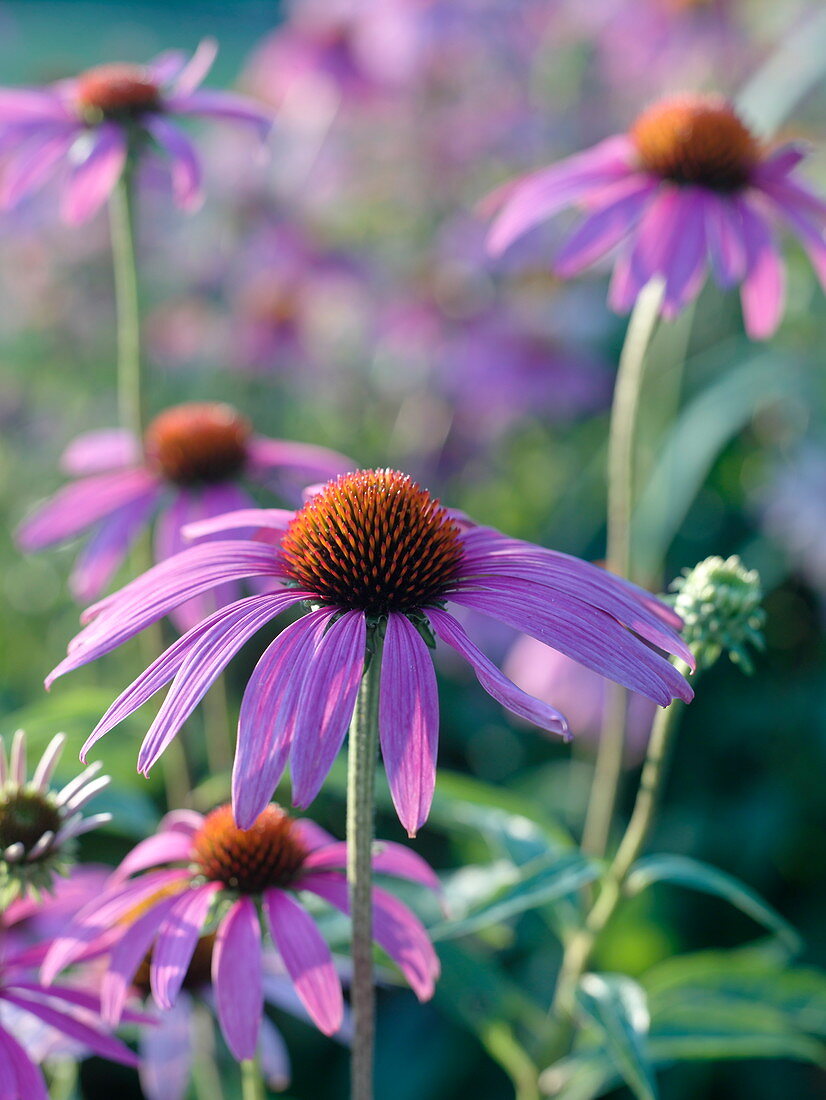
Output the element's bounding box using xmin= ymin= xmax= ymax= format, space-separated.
xmin=581 ymin=277 xmax=666 ymax=860
xmin=240 ymin=1057 xmax=265 ymax=1100
xmin=108 ymin=165 xmax=143 ymax=443
xmin=347 ymin=627 xmax=385 ymax=1100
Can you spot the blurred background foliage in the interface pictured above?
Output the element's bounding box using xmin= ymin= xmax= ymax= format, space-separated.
xmin=1 ymin=1 xmax=826 ymax=1097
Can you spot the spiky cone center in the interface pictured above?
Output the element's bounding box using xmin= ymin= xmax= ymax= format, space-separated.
xmin=191 ymin=804 xmax=309 ymax=894
xmin=281 ymin=468 xmax=465 ymax=615
xmin=75 ymin=63 xmax=161 ymax=118
xmin=0 ymin=789 xmax=62 ymax=861
xmin=631 ymin=94 xmax=760 ymax=192
xmin=144 ymin=402 xmax=252 ymax=486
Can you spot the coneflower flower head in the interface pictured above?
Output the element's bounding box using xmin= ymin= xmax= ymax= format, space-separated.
xmin=48 ymin=467 xmax=694 ymax=837
xmin=0 ymin=730 xmax=110 ymax=905
xmin=485 ymin=92 xmax=826 ymax=337
xmin=669 ymin=555 xmax=765 ymax=674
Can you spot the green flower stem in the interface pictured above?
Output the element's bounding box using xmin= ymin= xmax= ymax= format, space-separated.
xmin=347 ymin=631 xmax=384 ymax=1100
xmin=108 ymin=167 xmax=143 ymax=443
xmin=552 ymin=663 xmax=690 ymax=1025
xmin=240 ymin=1057 xmax=265 ymax=1100
xmin=581 ymin=277 xmax=666 ymax=860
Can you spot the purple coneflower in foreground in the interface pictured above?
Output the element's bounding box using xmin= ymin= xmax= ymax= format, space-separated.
xmin=485 ymin=93 xmax=826 ymax=337
xmin=0 ymin=729 xmax=111 ymax=903
xmin=0 ymin=39 xmax=271 ymax=223
xmin=0 ymin=941 xmax=141 ymax=1099
xmin=48 ymin=468 xmax=693 ymax=835
xmin=17 ymin=401 xmax=351 ymax=625
xmin=43 ymin=804 xmax=439 ymax=1062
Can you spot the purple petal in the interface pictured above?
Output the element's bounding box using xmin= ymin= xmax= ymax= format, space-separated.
xmin=304 ymin=839 xmax=441 ymax=893
xmin=17 ymin=467 xmax=158 ymax=550
xmin=0 ymin=88 xmax=74 ymax=122
xmin=148 ymin=49 xmax=189 ymax=86
xmin=259 ymin=1016 xmax=291 ymax=1091
xmin=136 ymin=592 xmax=308 ymax=774
xmin=102 ymin=893 xmax=182 ymax=1024
xmin=737 ymin=196 xmax=785 ymax=339
xmin=183 ymin=507 xmax=294 ymax=540
xmin=290 ymin=610 xmax=366 ymax=808
xmin=61 ymin=122 xmax=127 ymax=224
xmin=702 ymin=192 xmax=747 ymax=288
xmin=486 ymin=136 xmax=637 ymax=255
xmin=297 ymin=873 xmax=439 ymax=1001
xmin=144 ymin=116 xmax=203 ymax=210
xmin=232 ymin=609 xmax=335 ymax=827
xmin=0 ymin=125 xmax=78 ymax=208
xmin=246 ymin=437 xmax=353 ymax=482
xmin=757 ymin=178 xmax=826 ymax=292
xmin=295 ymin=819 xmax=338 ymax=851
xmin=165 ymin=89 xmax=273 ymax=137
xmin=660 ymin=190 xmax=707 ymax=318
xmin=168 ymin=38 xmax=218 ymax=97
xmin=139 ymin=993 xmax=193 ymax=1100
xmin=112 ymin=829 xmax=195 ymax=881
xmin=753 ymin=142 xmax=810 ymax=184
xmin=0 ymin=1029 xmax=48 ymax=1100
xmin=263 ymin=888 xmax=343 ymax=1035
xmin=428 ymin=608 xmax=571 ymax=736
xmin=151 ymin=883 xmax=222 ymax=1009
xmin=69 ymin=490 xmax=158 ymax=603
xmin=608 ymin=240 xmax=646 ymax=314
xmin=2 ymin=988 xmax=140 ymax=1067
xmin=379 ymin=613 xmax=439 ymax=837
xmin=554 ymin=176 xmax=655 ymax=277
xmin=213 ymin=897 xmax=264 ymax=1062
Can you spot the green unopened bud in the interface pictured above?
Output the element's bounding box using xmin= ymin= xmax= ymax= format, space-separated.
xmin=669 ymin=555 xmax=765 ymax=674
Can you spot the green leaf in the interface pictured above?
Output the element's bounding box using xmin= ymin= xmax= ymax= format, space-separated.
xmin=430 ymin=851 xmax=599 ymax=941
xmin=574 ymin=974 xmax=657 ymax=1100
xmin=626 ymin=854 xmax=802 ymax=953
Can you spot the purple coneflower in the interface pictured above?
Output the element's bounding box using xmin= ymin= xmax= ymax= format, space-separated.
xmin=485 ymin=93 xmax=826 ymax=337
xmin=42 ymin=803 xmax=439 ymax=1062
xmin=0 ymin=39 xmax=271 ymax=223
xmin=17 ymin=401 xmax=351 ymax=625
xmin=0 ymin=942 xmax=141 ymax=1099
xmin=48 ymin=468 xmax=693 ymax=835
xmin=0 ymin=730 xmax=111 ymax=903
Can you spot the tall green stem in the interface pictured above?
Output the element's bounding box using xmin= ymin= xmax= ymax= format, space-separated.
xmin=240 ymin=1058 xmax=265 ymax=1100
xmin=581 ymin=278 xmax=665 ymax=860
xmin=552 ymin=665 xmax=688 ymax=1023
xmin=347 ymin=632 xmax=384 ymax=1100
xmin=108 ymin=167 xmax=143 ymax=443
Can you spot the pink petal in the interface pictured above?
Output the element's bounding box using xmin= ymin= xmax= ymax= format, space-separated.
xmin=0 ymin=125 xmax=78 ymax=208
xmin=704 ymin=192 xmax=747 ymax=287
xmin=737 ymin=197 xmax=785 ymax=339
xmin=169 ymin=38 xmax=218 ymax=97
xmin=112 ymin=828 xmax=194 ymax=881
xmin=151 ymin=883 xmax=222 ymax=1009
xmin=213 ymin=898 xmax=263 ymax=1062
xmin=303 ymin=839 xmax=441 ymax=893
xmin=246 ymin=437 xmax=353 ymax=481
xmin=379 ymin=613 xmax=439 ymax=837
xmin=102 ymin=893 xmax=182 ymax=1024
xmin=263 ymin=888 xmax=343 ymax=1035
xmin=61 ymin=122 xmax=127 ymax=224
xmin=138 ymin=993 xmax=194 ymax=1100
xmin=69 ymin=491 xmax=158 ymax=603
xmin=554 ymin=177 xmax=655 ymax=277
xmin=145 ymin=116 xmax=203 ymax=210
xmin=0 ymin=1028 xmax=48 ymax=1100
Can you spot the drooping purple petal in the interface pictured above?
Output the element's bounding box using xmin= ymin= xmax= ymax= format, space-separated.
xmin=0 ymin=125 xmax=79 ymax=208
xmin=737 ymin=196 xmax=785 ymax=339
xmin=295 ymin=819 xmax=338 ymax=851
xmin=60 ymin=428 xmax=140 ymax=475
xmin=136 ymin=592 xmax=310 ymax=774
xmin=17 ymin=467 xmax=158 ymax=550
xmin=151 ymin=883 xmax=222 ymax=1009
xmin=303 ymin=839 xmax=441 ymax=893
xmin=168 ymin=38 xmax=218 ymax=97
xmin=61 ymin=122 xmax=128 ymax=224
xmin=233 ymin=609 xmax=336 ymax=828
xmin=0 ymin=1029 xmax=48 ymax=1100
xmin=2 ymin=988 xmax=141 ymax=1067
xmin=213 ymin=897 xmax=263 ymax=1062
xmin=69 ymin=490 xmax=158 ymax=602
xmin=428 ymin=608 xmax=571 ymax=736
xmin=139 ymin=992 xmax=193 ymax=1100
xmin=111 ymin=828 xmax=195 ymax=881
xmin=704 ymin=192 xmax=747 ymax=287
xmin=263 ymin=888 xmax=344 ymax=1035
xmin=102 ymin=893 xmax=182 ymax=1025
xmin=290 ymin=611 xmax=366 ymax=809
xmin=0 ymin=88 xmax=74 ymax=122
xmin=246 ymin=437 xmax=353 ymax=483
xmin=148 ymin=49 xmax=189 ymax=86
xmin=297 ymin=873 xmax=439 ymax=1001
xmin=259 ymin=1015 xmax=291 ymax=1092
xmin=753 ymin=142 xmax=808 ymax=183
xmin=144 ymin=116 xmax=203 ymax=210
xmin=554 ymin=176 xmax=655 ymax=277
xmin=79 ymin=590 xmax=307 ymax=764
xmin=379 ymin=613 xmax=439 ymax=837
xmin=486 ymin=136 xmax=637 ymax=255
xmin=758 ymin=178 xmax=826 ymax=291
xmin=165 ymin=89 xmax=273 ymax=137
xmin=608 ymin=239 xmax=646 ymax=314
xmin=660 ymin=190 xmax=707 ymax=318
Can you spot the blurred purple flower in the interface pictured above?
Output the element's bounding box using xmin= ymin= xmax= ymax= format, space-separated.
xmin=17 ymin=402 xmax=352 ymax=628
xmin=0 ymin=40 xmax=271 ymax=224
xmin=486 ymin=93 xmax=826 ymax=338
xmin=503 ymin=632 xmax=655 ymax=763
xmin=760 ymin=445 xmax=826 ymax=592
xmin=43 ymin=804 xmax=440 ymax=1063
xmin=49 ymin=469 xmax=692 ymax=836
